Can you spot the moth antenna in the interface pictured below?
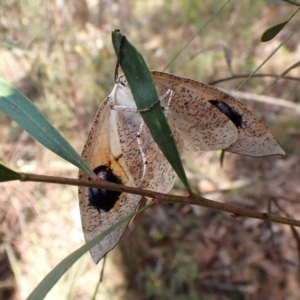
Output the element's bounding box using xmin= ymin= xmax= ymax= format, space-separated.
xmin=114 ymin=35 xmax=126 ymax=82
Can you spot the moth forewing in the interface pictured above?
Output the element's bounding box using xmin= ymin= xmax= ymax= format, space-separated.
xmin=207 ymin=96 xmax=285 ymax=156
xmin=113 ymin=83 xmax=146 ymax=185
xmin=138 ymin=124 xmax=179 ymax=192
xmin=151 ymin=71 xmax=239 ymax=151
xmin=114 ymin=79 xmax=179 ymax=193
xmin=151 ymin=71 xmax=284 ymax=156
xmin=214 ymin=99 xmax=285 ymax=156
xmin=117 ymin=73 xmax=241 ymax=157
xmin=83 ymin=192 xmax=141 ymax=264
xmin=79 ymin=89 xmax=142 ymax=264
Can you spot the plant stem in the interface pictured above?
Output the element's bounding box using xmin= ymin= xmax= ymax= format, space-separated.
xmin=19 ymin=172 xmax=300 ymax=228
xmin=208 ymin=73 xmax=300 ymax=86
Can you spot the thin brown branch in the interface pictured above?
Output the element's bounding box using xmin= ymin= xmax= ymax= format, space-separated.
xmin=272 ymin=199 xmax=300 ymax=272
xmin=261 ymin=61 xmax=300 ymax=94
xmin=222 ymin=89 xmax=300 ymax=114
xmin=208 ymin=74 xmax=300 ymax=86
xmin=282 ymin=0 xmax=300 ymax=7
xmin=19 ymin=172 xmax=300 ymax=228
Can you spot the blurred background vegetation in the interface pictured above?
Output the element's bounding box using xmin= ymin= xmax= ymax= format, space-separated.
xmin=1 ymin=0 xmax=300 ymax=299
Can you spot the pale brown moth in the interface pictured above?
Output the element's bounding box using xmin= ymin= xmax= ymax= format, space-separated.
xmin=78 ymin=71 xmax=284 ymax=264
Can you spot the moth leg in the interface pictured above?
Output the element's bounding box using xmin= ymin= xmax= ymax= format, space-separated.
xmin=111 ymin=105 xmax=138 ymax=112
xmin=111 ymin=99 xmax=160 ymax=113
xmin=136 ymin=120 xmax=148 ymax=187
xmin=160 ymin=89 xmax=173 ymax=115
xmin=111 ymin=88 xmax=173 ymax=113
xmin=169 ymin=129 xmax=175 ymax=137
xmin=159 ymin=89 xmax=175 ymax=136
xmin=136 ymin=89 xmax=173 ymax=113
xmin=137 ymin=99 xmax=160 ymax=112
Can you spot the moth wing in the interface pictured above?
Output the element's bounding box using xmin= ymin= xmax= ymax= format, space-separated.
xmin=152 ymin=71 xmax=284 ymax=156
xmin=213 ymin=98 xmax=285 ymax=156
xmin=112 ymin=83 xmax=145 ymax=186
xmin=151 ymin=71 xmax=239 ymax=151
xmin=138 ymin=124 xmax=178 ymax=192
xmin=114 ymin=79 xmax=179 ymax=194
xmin=78 ymin=91 xmax=141 ymax=264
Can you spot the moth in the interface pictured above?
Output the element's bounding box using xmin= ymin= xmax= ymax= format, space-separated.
xmin=78 ymin=71 xmax=284 ymax=264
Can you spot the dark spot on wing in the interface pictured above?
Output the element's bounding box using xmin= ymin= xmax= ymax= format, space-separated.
xmin=88 ymin=165 xmax=122 ymax=213
xmin=209 ymin=100 xmax=243 ymax=128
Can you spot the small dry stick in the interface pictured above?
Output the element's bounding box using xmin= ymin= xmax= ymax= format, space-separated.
xmin=19 ymin=172 xmax=300 ymax=228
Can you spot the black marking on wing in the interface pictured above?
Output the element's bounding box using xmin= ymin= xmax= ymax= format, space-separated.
xmin=88 ymin=165 xmax=123 ymax=213
xmin=209 ymin=100 xmax=243 ymax=128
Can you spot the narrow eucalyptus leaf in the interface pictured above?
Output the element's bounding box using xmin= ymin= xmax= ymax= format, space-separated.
xmin=0 ymin=79 xmax=94 ymax=176
xmin=0 ymin=163 xmax=21 ymax=182
xmin=111 ymin=31 xmax=190 ymax=191
xmin=261 ymin=7 xmax=300 ymax=42
xmin=26 ymin=203 xmax=153 ymax=300
xmin=261 ymin=21 xmax=289 ymax=42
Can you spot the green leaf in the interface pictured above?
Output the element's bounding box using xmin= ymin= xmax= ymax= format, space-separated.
xmin=0 ymin=79 xmax=94 ymax=177
xmin=26 ymin=203 xmax=154 ymax=300
xmin=237 ymin=25 xmax=300 ymax=91
xmin=0 ymin=163 xmax=22 ymax=182
xmin=0 ymin=39 xmax=35 ymax=58
xmin=282 ymin=0 xmax=300 ymax=7
xmin=261 ymin=7 xmax=300 ymax=42
xmin=112 ymin=31 xmax=191 ymax=191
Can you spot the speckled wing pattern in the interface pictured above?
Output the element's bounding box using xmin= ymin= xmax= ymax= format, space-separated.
xmin=78 ymin=83 xmax=178 ymax=264
xmin=114 ymin=78 xmax=182 ymax=193
xmin=151 ymin=71 xmax=285 ymax=156
xmin=79 ymin=71 xmax=284 ymax=264
xmin=78 ymin=86 xmax=141 ymax=264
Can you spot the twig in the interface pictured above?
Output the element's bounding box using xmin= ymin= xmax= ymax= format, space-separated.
xmin=208 ymin=73 xmax=300 ymax=86
xmin=91 ymin=255 xmax=106 ymax=300
xmin=163 ymin=0 xmax=230 ymax=71
xmin=272 ymin=199 xmax=300 ymax=272
xmin=19 ymin=172 xmax=300 ymax=228
xmin=236 ymin=25 xmax=300 ymax=90
xmin=221 ymin=89 xmax=300 ymax=114
xmin=261 ymin=61 xmax=300 ymax=94
xmin=282 ymin=0 xmax=300 ymax=7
